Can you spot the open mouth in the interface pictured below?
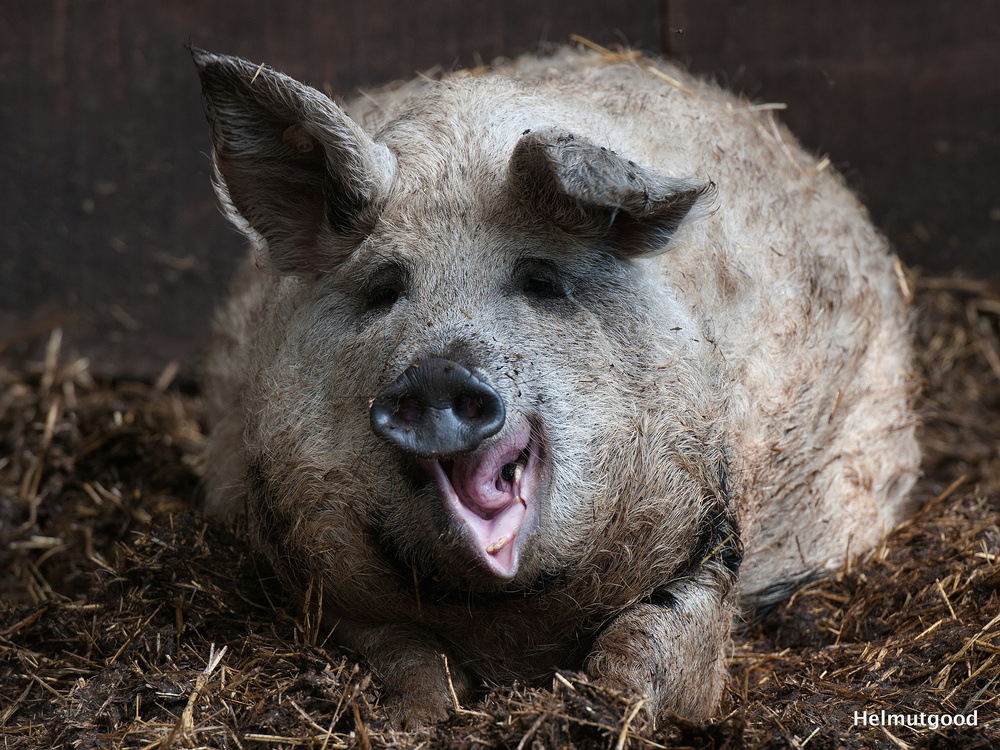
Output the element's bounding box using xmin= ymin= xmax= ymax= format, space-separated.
xmin=423 ymin=422 xmax=540 ymax=579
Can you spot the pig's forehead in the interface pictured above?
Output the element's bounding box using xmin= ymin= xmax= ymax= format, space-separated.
xmin=356 ymin=78 xmax=649 ymax=254
xmin=373 ymin=78 xmax=619 ymax=185
xmin=362 ymin=212 xmax=548 ymax=256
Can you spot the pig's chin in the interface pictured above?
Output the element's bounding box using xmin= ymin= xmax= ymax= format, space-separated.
xmin=422 ymin=424 xmax=540 ymax=580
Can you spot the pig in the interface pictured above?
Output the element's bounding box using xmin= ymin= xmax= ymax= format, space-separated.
xmin=193 ymin=45 xmax=919 ymax=726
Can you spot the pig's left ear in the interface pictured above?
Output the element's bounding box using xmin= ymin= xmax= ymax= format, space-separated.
xmin=509 ymin=128 xmax=714 ymax=258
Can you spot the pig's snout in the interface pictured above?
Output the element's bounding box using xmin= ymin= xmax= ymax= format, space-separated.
xmin=370 ymin=358 xmax=506 ymax=457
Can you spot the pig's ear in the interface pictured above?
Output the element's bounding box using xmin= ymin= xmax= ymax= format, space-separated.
xmin=192 ymin=49 xmax=395 ymax=274
xmin=509 ymin=128 xmax=713 ymax=258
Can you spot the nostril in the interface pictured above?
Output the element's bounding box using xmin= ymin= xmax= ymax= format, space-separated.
xmin=453 ymin=392 xmax=482 ymax=420
xmin=394 ymin=397 xmax=423 ymax=424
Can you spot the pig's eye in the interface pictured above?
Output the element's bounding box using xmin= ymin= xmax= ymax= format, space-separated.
xmin=523 ymin=276 xmax=563 ymax=300
xmin=363 ymin=263 xmax=408 ymax=312
xmin=518 ymin=263 xmax=568 ymax=302
xmin=367 ymin=285 xmax=401 ymax=309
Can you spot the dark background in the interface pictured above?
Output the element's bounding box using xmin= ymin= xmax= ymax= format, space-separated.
xmin=2 ymin=1 xmax=997 ymax=380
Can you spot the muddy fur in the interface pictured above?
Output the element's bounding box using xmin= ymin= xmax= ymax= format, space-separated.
xmin=194 ymin=46 xmax=919 ymax=725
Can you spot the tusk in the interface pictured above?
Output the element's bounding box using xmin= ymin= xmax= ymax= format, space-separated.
xmin=486 ymin=536 xmax=510 ymax=555
xmin=513 ymin=460 xmax=527 ymax=507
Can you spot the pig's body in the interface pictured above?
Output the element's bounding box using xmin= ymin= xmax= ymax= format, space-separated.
xmin=196 ymin=47 xmax=919 ymax=724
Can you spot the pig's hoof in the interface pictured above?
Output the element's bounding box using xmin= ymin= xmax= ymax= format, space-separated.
xmin=383 ymin=689 xmax=453 ymax=730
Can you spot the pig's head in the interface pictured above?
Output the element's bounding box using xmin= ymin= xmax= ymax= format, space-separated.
xmin=195 ymin=51 xmax=722 ymax=597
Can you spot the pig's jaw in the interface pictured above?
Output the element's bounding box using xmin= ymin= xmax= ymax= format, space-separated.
xmin=424 ymin=423 xmax=539 ymax=579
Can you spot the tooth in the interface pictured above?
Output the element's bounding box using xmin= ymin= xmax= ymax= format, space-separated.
xmin=486 ymin=536 xmax=509 ymax=555
xmin=513 ymin=461 xmax=527 ymax=507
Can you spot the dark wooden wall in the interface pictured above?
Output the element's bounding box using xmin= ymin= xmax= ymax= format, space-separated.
xmin=2 ymin=1 xmax=997 ymax=379
xmin=666 ymin=1 xmax=1000 ymax=281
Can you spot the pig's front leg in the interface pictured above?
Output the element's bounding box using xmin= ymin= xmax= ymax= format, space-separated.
xmin=335 ymin=619 xmax=474 ymax=728
xmin=584 ymin=578 xmax=734 ymax=723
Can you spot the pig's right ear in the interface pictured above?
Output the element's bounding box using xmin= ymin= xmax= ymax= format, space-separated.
xmin=192 ymin=49 xmax=395 ymax=274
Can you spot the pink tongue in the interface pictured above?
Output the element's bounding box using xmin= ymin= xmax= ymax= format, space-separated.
xmin=427 ymin=434 xmax=532 ymax=579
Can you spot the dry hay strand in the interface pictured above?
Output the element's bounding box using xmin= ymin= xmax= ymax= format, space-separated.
xmin=2 ymin=274 xmax=1000 ymax=749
